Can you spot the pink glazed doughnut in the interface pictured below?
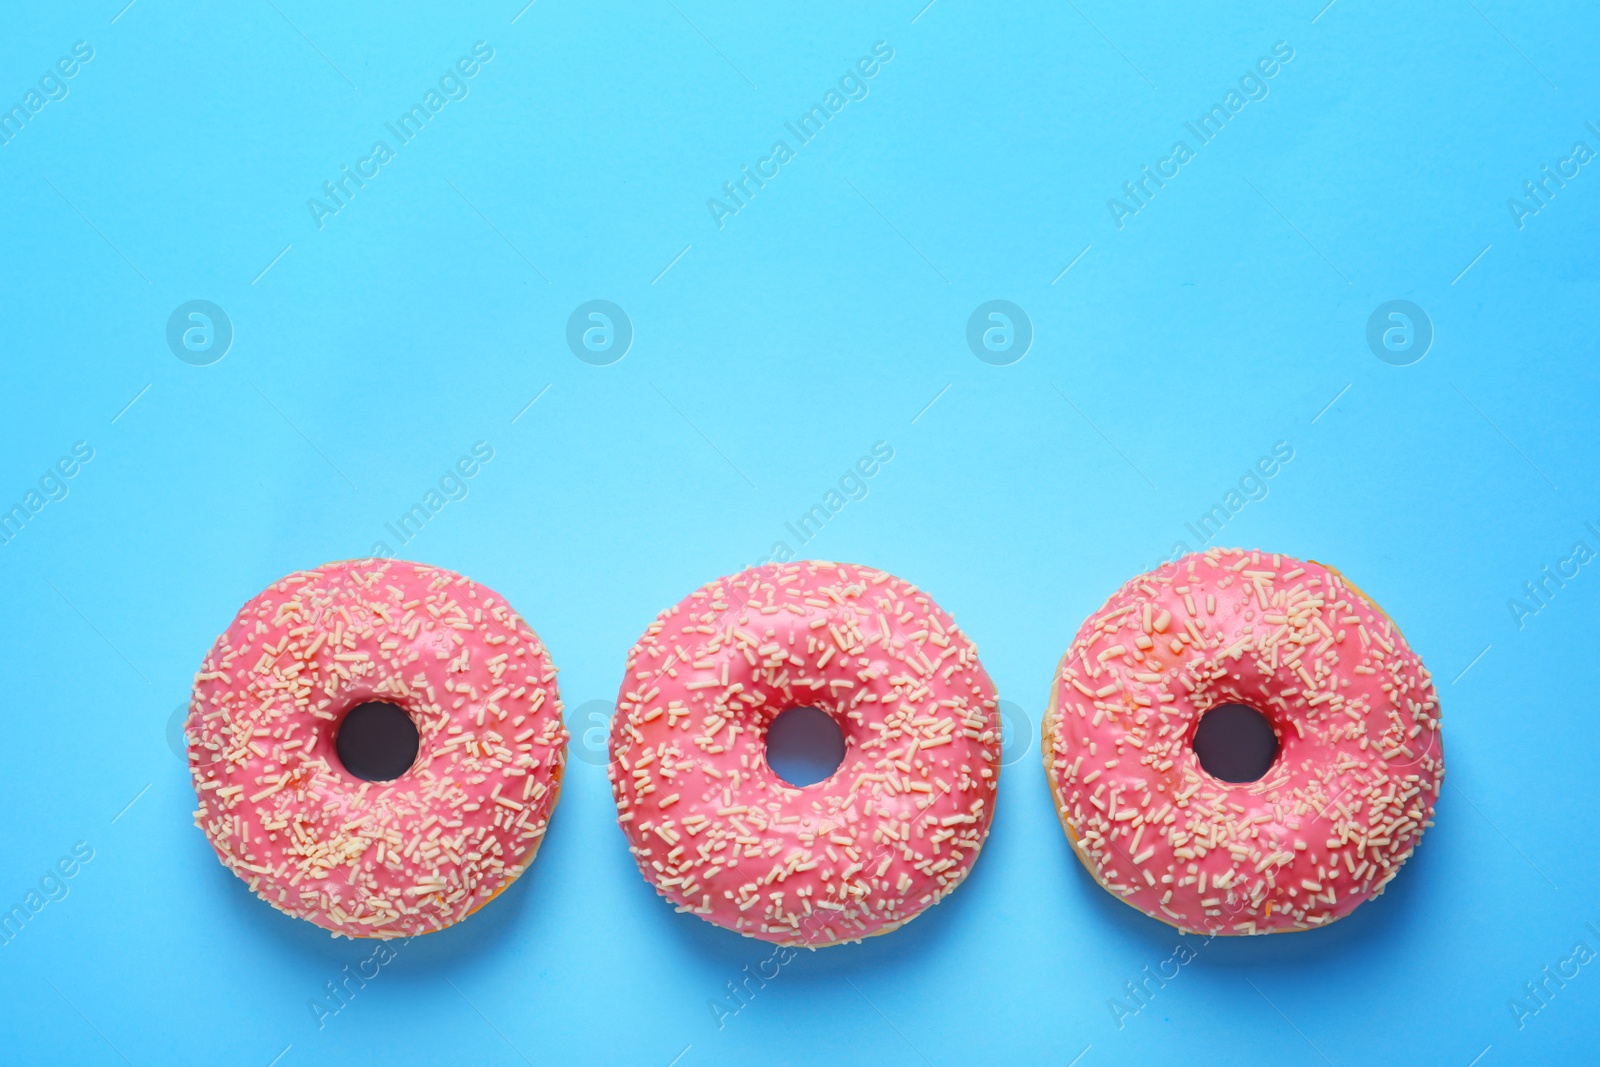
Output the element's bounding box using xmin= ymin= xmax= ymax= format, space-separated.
xmin=609 ymin=561 xmax=1001 ymax=946
xmin=187 ymin=559 xmax=568 ymax=938
xmin=1042 ymin=548 xmax=1443 ymax=935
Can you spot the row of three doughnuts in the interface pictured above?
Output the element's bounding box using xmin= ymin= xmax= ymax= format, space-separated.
xmin=186 ymin=551 xmax=1441 ymax=943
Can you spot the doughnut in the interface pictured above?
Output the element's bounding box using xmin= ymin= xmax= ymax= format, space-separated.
xmin=186 ymin=559 xmax=568 ymax=938
xmin=608 ymin=561 xmax=1001 ymax=946
xmin=1042 ymin=548 xmax=1443 ymax=935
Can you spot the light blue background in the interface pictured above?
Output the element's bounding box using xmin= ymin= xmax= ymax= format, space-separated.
xmin=1 ymin=1 xmax=1597 ymax=1064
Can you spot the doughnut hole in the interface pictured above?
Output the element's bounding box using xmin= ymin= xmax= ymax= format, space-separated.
xmin=764 ymin=706 xmax=846 ymax=787
xmin=1192 ymin=703 xmax=1279 ymax=783
xmin=335 ymin=701 xmax=420 ymax=782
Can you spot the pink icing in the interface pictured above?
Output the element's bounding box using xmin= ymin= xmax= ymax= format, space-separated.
xmin=609 ymin=561 xmax=1001 ymax=946
xmin=187 ymin=559 xmax=568 ymax=938
xmin=1044 ymin=548 xmax=1443 ymax=935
